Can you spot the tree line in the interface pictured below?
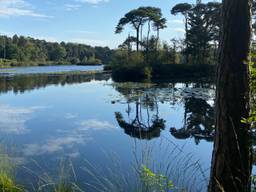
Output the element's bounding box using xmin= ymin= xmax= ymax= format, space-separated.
xmin=0 ymin=35 xmax=114 ymax=67
xmin=113 ymin=1 xmax=256 ymax=68
xmin=109 ymin=1 xmax=223 ymax=81
xmin=113 ymin=1 xmax=221 ymax=66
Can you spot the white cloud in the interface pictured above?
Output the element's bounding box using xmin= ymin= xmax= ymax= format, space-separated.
xmin=23 ymin=136 xmax=86 ymax=156
xmin=76 ymin=0 xmax=109 ymax=5
xmin=64 ymin=4 xmax=81 ymax=11
xmin=22 ymin=119 xmax=115 ymax=156
xmin=23 ymin=119 xmax=115 ymax=158
xmin=64 ymin=113 xmax=77 ymax=119
xmin=0 ymin=0 xmax=51 ymax=18
xmin=0 ymin=104 xmax=48 ymax=134
xmin=78 ymin=119 xmax=116 ymax=131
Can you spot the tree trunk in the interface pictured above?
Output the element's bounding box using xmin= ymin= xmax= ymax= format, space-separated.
xmin=209 ymin=0 xmax=252 ymax=192
xmin=146 ymin=20 xmax=151 ymax=63
xmin=184 ymin=15 xmax=189 ymax=64
xmin=140 ymin=25 xmax=143 ymax=50
xmin=136 ymin=28 xmax=140 ymax=52
xmin=156 ymin=28 xmax=160 ymax=50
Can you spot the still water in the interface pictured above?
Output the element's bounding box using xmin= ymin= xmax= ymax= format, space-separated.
xmin=0 ymin=65 xmax=103 ymax=75
xmin=0 ymin=70 xmax=215 ymax=191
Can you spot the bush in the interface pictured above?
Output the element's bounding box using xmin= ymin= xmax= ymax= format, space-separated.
xmin=110 ymin=51 xmax=152 ymax=81
xmin=110 ymin=50 xmax=144 ymax=67
xmin=78 ymin=57 xmax=102 ymax=65
xmin=69 ymin=57 xmax=80 ymax=64
xmin=151 ymin=64 xmax=215 ymax=80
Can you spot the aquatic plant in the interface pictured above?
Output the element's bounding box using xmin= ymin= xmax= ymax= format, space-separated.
xmin=140 ymin=165 xmax=174 ymax=192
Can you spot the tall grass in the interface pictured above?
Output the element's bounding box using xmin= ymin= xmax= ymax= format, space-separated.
xmin=22 ymin=159 xmax=82 ymax=192
xmin=0 ymin=136 xmax=208 ymax=192
xmin=79 ymin=136 xmax=208 ymax=192
xmin=0 ymin=148 xmax=24 ymax=192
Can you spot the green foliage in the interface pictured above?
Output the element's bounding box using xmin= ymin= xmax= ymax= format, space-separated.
xmin=0 ymin=150 xmax=24 ymax=192
xmin=110 ymin=43 xmax=214 ymax=81
xmin=112 ymin=2 xmax=220 ymax=81
xmin=0 ymin=35 xmax=112 ymax=67
xmin=111 ymin=50 xmax=144 ymax=68
xmin=241 ymin=51 xmax=256 ymax=128
xmin=252 ymin=175 xmax=256 ymax=192
xmin=83 ymin=56 xmax=102 ymax=65
xmin=140 ymin=165 xmax=174 ymax=192
xmin=115 ymin=6 xmax=167 ymax=52
xmin=0 ymin=174 xmax=23 ymax=192
xmin=171 ymin=3 xmax=192 ymax=15
xmin=171 ymin=2 xmax=221 ymax=65
xmin=151 ymin=63 xmax=215 ymax=80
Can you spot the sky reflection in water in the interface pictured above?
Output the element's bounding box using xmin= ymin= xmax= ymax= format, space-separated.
xmin=0 ymin=73 xmax=215 ymax=191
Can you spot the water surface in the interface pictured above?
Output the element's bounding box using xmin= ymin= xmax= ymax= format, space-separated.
xmin=0 ymin=68 xmax=215 ymax=191
xmin=0 ymin=65 xmax=103 ymax=75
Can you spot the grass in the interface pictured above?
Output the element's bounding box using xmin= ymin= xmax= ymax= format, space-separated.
xmin=76 ymin=136 xmax=208 ymax=192
xmin=0 ymin=149 xmax=24 ymax=192
xmin=0 ymin=135 xmax=209 ymax=192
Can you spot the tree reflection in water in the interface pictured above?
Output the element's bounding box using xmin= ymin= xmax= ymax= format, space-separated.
xmin=113 ymin=81 xmax=215 ymax=143
xmin=0 ymin=72 xmax=111 ymax=94
xmin=115 ymin=99 xmax=166 ymax=140
xmin=170 ymin=97 xmax=215 ymax=145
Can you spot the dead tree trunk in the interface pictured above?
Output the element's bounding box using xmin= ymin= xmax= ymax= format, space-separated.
xmin=209 ymin=0 xmax=253 ymax=191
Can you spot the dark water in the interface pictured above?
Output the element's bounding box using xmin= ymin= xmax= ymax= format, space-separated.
xmin=0 ymin=65 xmax=103 ymax=75
xmin=0 ymin=69 xmax=216 ymax=191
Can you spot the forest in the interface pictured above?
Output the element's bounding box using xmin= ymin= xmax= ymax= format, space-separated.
xmin=0 ymin=35 xmax=114 ymax=67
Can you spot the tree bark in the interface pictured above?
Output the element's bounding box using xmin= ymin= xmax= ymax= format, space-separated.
xmin=146 ymin=20 xmax=151 ymax=63
xmin=136 ymin=27 xmax=140 ymax=52
xmin=209 ymin=0 xmax=253 ymax=192
xmin=140 ymin=25 xmax=143 ymax=50
xmin=184 ymin=15 xmax=189 ymax=64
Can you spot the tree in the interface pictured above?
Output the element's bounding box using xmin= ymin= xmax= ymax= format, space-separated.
xmin=115 ymin=7 xmax=166 ymax=53
xmin=209 ymin=0 xmax=253 ymax=191
xmin=137 ymin=7 xmax=166 ymax=62
xmin=186 ymin=3 xmax=210 ymax=64
xmin=115 ymin=9 xmax=147 ymax=52
xmin=153 ymin=18 xmax=167 ymax=49
xmin=171 ymin=3 xmax=192 ymax=63
xmin=171 ymin=2 xmax=221 ymax=64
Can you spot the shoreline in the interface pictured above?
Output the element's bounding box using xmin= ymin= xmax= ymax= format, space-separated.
xmin=0 ymin=60 xmax=103 ymax=69
xmin=0 ymin=69 xmax=111 ymax=77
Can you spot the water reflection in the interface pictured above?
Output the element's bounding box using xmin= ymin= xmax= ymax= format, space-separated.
xmin=171 ymin=97 xmax=215 ymax=144
xmin=0 ymin=104 xmax=49 ymax=134
xmin=0 ymin=72 xmax=215 ymax=191
xmin=112 ymin=81 xmax=215 ymax=143
xmin=0 ymin=72 xmax=111 ymax=94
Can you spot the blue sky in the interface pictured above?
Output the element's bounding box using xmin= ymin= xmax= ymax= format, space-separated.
xmin=0 ymin=0 xmax=218 ymax=48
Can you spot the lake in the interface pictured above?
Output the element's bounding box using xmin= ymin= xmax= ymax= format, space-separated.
xmin=0 ymin=65 xmax=103 ymax=75
xmin=0 ymin=67 xmax=216 ymax=191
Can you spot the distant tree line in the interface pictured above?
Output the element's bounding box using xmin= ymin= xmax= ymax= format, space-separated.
xmin=0 ymin=35 xmax=114 ymax=67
